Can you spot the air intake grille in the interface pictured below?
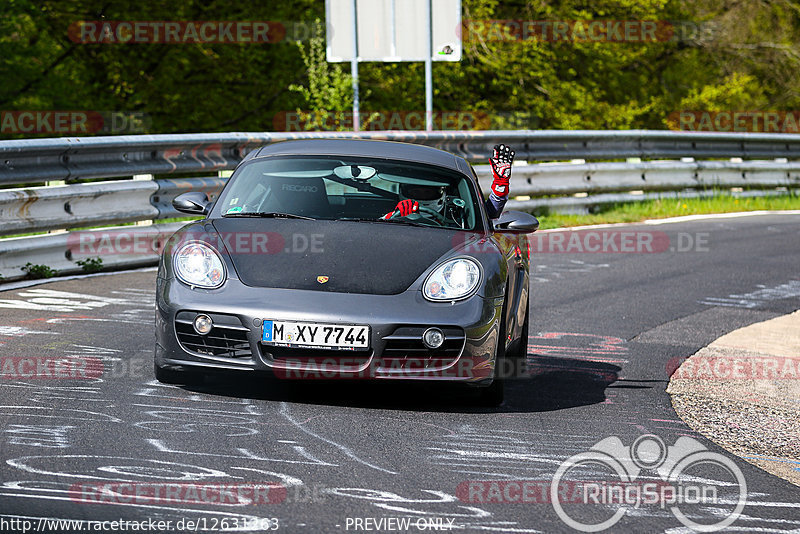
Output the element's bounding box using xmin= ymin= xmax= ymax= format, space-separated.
xmin=379 ymin=326 xmax=465 ymax=369
xmin=175 ymin=318 xmax=251 ymax=359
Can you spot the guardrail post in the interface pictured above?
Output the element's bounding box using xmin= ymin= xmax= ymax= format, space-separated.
xmin=46 ymin=179 xmax=67 ymax=235
xmin=133 ymin=174 xmax=153 ymax=226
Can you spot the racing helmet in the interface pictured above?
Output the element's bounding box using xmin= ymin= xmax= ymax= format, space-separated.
xmin=399 ymin=183 xmax=446 ymax=212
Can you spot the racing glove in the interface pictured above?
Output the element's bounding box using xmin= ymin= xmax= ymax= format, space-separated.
xmin=383 ymin=199 xmax=419 ymax=219
xmin=489 ymin=144 xmax=515 ymax=198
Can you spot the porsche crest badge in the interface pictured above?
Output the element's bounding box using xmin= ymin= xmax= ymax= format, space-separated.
xmin=317 ymin=276 xmax=329 ymax=284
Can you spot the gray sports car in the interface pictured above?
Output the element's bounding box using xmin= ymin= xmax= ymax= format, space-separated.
xmin=154 ymin=139 xmax=538 ymax=405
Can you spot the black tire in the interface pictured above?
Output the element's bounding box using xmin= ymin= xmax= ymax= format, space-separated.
xmin=154 ymin=362 xmax=202 ymax=385
xmin=475 ymin=303 xmax=508 ymax=407
xmin=477 ymin=375 xmax=505 ymax=407
xmin=510 ymin=302 xmax=530 ymax=361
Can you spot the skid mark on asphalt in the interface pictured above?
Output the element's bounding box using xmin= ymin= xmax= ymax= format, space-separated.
xmin=0 ymin=406 xmax=122 ymax=423
xmin=426 ymin=427 xmax=604 ymax=479
xmin=0 ymin=288 xmax=153 ymax=313
xmin=0 ymin=326 xmax=57 ymax=338
xmin=531 ymin=260 xmax=610 ymax=283
xmin=279 ymin=402 xmax=398 ymax=475
xmin=526 ymin=332 xmax=628 ymax=365
xmin=700 ymin=279 xmax=800 ymax=309
xmin=5 ymin=425 xmax=75 ymax=449
xmin=133 ymin=381 xmax=258 ymax=405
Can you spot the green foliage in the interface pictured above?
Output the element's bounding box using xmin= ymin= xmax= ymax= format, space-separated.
xmin=22 ymin=262 xmax=56 ymax=279
xmin=0 ymin=0 xmax=798 ymax=135
xmin=76 ymin=257 xmax=103 ymax=273
xmin=288 ymin=20 xmax=353 ymax=130
xmin=675 ymin=73 xmax=763 ymax=112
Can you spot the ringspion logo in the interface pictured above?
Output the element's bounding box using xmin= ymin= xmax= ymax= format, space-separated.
xmin=551 ymin=434 xmax=746 ymax=531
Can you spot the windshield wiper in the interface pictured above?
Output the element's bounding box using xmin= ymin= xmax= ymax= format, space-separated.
xmin=338 ymin=216 xmax=430 ymax=227
xmin=338 ymin=217 xmax=382 ymax=222
xmin=222 ymin=212 xmax=316 ymax=220
xmin=379 ymin=218 xmax=432 ymax=228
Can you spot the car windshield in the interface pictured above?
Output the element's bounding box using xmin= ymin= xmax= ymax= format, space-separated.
xmin=216 ymin=155 xmax=482 ymax=231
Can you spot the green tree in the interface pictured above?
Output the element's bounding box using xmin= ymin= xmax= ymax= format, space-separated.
xmin=1 ymin=0 xmax=798 ymax=137
xmin=288 ymin=21 xmax=354 ymax=131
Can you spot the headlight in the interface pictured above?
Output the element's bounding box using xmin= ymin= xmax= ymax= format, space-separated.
xmin=423 ymin=257 xmax=481 ymax=301
xmin=173 ymin=242 xmax=226 ymax=289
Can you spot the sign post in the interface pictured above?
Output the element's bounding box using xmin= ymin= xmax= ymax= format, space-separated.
xmin=349 ymin=0 xmax=360 ymax=131
xmin=326 ymin=0 xmax=462 ymax=131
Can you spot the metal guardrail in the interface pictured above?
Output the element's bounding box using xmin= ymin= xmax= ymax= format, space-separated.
xmin=0 ymin=223 xmax=185 ymax=280
xmin=0 ymin=177 xmax=226 ymax=236
xmin=1 ymin=130 xmax=798 ymax=282
xmin=4 ymin=130 xmax=800 ymax=186
xmin=474 ymin=159 xmax=800 ymax=211
xmin=483 ymin=159 xmax=800 ymax=196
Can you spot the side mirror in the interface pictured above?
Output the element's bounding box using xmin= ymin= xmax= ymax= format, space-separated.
xmin=493 ymin=210 xmax=539 ymax=234
xmin=172 ymin=192 xmax=211 ymax=215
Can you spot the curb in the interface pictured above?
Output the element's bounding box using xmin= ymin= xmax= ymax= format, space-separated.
xmin=668 ymin=309 xmax=800 ymax=486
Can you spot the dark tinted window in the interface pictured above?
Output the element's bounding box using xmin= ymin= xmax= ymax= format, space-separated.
xmin=217 ymin=156 xmax=481 ymax=230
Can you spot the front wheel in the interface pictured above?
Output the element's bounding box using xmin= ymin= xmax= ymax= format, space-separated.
xmin=475 ymin=304 xmax=507 ymax=407
xmin=509 ymin=302 xmax=530 ymax=361
xmin=476 ymin=375 xmax=504 ymax=406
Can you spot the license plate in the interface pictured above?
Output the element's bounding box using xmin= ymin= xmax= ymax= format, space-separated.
xmin=262 ymin=320 xmax=370 ymax=351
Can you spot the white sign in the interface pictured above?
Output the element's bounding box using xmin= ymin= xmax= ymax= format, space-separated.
xmin=326 ymin=0 xmax=461 ymax=62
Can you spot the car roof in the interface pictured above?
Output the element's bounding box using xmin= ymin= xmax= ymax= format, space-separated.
xmin=250 ymin=139 xmax=470 ymax=174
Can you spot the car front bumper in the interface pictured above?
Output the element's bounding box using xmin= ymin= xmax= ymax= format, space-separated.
xmin=155 ymin=277 xmax=504 ymax=383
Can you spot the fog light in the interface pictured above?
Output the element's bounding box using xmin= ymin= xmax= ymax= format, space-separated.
xmin=422 ymin=328 xmax=445 ymax=349
xmin=193 ymin=314 xmax=213 ymax=335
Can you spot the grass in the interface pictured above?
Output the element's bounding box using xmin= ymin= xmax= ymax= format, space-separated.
xmin=533 ymin=193 xmax=800 ymax=230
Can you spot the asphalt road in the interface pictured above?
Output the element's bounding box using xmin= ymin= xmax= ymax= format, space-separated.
xmin=0 ymin=213 xmax=798 ymax=533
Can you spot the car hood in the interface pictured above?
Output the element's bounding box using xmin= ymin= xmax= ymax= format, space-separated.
xmin=211 ymin=218 xmax=482 ymax=295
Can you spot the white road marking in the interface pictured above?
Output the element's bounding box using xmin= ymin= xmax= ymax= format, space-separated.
xmin=279 ymin=402 xmax=398 ymax=475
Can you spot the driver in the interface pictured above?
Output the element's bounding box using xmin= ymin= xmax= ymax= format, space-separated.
xmin=382 ymin=183 xmax=445 ymax=220
xmin=383 ymin=144 xmax=515 ymax=220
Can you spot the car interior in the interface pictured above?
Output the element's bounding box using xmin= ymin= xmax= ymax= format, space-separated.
xmin=217 ymin=156 xmax=480 ymax=230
